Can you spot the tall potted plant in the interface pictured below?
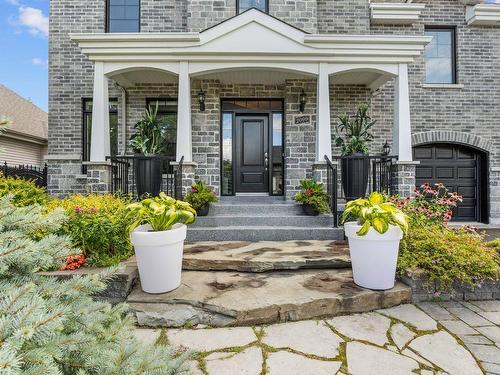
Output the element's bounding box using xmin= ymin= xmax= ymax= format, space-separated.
xmin=342 ymin=192 xmax=408 ymax=290
xmin=129 ymin=103 xmax=167 ymax=197
xmin=334 ymin=103 xmax=375 ymax=200
xmin=126 ymin=192 xmax=196 ymax=294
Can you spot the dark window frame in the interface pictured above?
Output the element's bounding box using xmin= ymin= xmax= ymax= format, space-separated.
xmin=424 ymin=26 xmax=457 ymax=84
xmin=236 ymin=0 xmax=269 ymax=14
xmin=82 ymin=98 xmax=119 ymax=173
xmin=106 ymin=0 xmax=141 ymax=33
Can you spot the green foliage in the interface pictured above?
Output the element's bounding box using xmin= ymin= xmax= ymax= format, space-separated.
xmin=334 ymin=103 xmax=375 ymax=156
xmin=0 ymin=175 xmax=49 ymax=207
xmin=129 ymin=102 xmax=171 ymax=155
xmin=294 ymin=179 xmax=330 ymax=214
xmin=341 ymin=192 xmax=408 ymax=236
xmin=0 ymin=197 xmax=189 ymax=374
xmin=127 ymin=192 xmax=197 ymax=232
xmin=398 ymin=221 xmax=499 ymax=291
xmin=47 ymin=194 xmax=134 ymax=267
xmin=184 ymin=181 xmax=219 ymax=211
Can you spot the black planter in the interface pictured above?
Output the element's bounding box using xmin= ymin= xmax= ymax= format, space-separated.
xmin=135 ymin=156 xmax=162 ymax=198
xmin=196 ymin=203 xmax=210 ymax=217
xmin=341 ymin=153 xmax=370 ymax=201
xmin=302 ymin=203 xmax=320 ymax=216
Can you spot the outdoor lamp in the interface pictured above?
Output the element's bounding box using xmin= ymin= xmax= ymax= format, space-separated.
xmin=198 ymin=90 xmax=206 ymax=112
xmin=299 ymin=90 xmax=307 ymax=113
xmin=382 ymin=140 xmax=391 ymax=156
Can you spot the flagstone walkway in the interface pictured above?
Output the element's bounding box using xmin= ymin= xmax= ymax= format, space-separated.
xmin=134 ymin=301 xmax=500 ymax=375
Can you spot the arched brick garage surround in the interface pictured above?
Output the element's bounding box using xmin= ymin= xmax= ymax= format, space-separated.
xmin=412 ymin=131 xmax=492 ymax=154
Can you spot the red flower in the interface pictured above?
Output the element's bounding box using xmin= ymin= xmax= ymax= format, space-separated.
xmin=62 ymin=254 xmax=86 ymax=271
xmin=191 ymin=187 xmax=198 ymax=193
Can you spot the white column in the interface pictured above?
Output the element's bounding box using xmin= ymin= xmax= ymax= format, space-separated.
xmin=176 ymin=61 xmax=192 ymax=163
xmin=393 ymin=63 xmax=413 ymax=162
xmin=90 ymin=61 xmax=110 ymax=162
xmin=316 ymin=62 xmax=332 ymax=162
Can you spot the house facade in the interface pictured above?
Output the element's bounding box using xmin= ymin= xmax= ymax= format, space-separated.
xmin=48 ymin=0 xmax=500 ymax=224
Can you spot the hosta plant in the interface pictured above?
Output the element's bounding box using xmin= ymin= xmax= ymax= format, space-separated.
xmin=341 ymin=192 xmax=408 ymax=236
xmin=127 ymin=192 xmax=196 ymax=231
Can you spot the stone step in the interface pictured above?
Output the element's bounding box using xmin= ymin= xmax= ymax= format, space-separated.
xmin=183 ymin=240 xmax=350 ymax=272
xmin=210 ymin=203 xmax=302 ymax=216
xmin=186 ymin=226 xmax=344 ymax=241
xmin=191 ymin=215 xmax=334 ymax=228
xmin=127 ymin=269 xmax=411 ymax=327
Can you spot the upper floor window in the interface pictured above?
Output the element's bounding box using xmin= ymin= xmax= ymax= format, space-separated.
xmin=107 ymin=0 xmax=140 ymax=33
xmin=237 ymin=0 xmax=268 ymax=13
xmin=424 ymin=27 xmax=456 ymax=84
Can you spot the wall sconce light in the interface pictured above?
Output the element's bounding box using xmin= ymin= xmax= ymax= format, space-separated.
xmin=382 ymin=140 xmax=391 ymax=156
xmin=299 ymin=90 xmax=307 ymax=113
xmin=198 ymin=90 xmax=206 ymax=112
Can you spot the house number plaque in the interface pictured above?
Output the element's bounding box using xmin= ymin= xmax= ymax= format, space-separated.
xmin=294 ymin=115 xmax=311 ymax=125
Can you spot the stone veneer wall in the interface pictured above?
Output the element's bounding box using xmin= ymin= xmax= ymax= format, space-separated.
xmin=317 ymin=0 xmax=370 ymax=34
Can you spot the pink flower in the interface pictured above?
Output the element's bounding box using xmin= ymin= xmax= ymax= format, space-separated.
xmin=74 ymin=206 xmax=82 ymax=214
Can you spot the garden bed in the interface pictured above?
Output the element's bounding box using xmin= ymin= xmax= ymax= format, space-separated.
xmin=40 ymin=257 xmax=138 ymax=304
xmin=401 ymin=269 xmax=500 ymax=302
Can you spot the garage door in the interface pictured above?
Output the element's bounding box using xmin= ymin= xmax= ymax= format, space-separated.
xmin=413 ymin=143 xmax=485 ymax=222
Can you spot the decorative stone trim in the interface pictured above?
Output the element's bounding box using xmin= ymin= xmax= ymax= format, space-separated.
xmin=370 ymin=3 xmax=425 ymax=25
xmin=421 ymin=83 xmax=465 ymax=89
xmin=412 ymin=131 xmax=493 ymax=153
xmin=466 ymin=4 xmax=500 ymax=26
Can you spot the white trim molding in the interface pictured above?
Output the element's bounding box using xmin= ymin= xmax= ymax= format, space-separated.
xmin=466 ymin=4 xmax=500 ymax=26
xmin=370 ymin=3 xmax=426 ymax=25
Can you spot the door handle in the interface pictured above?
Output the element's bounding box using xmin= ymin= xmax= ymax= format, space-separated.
xmin=264 ymin=152 xmax=269 ymax=170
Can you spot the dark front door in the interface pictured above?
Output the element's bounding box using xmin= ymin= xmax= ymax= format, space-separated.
xmin=414 ymin=143 xmax=485 ymax=222
xmin=235 ymin=115 xmax=269 ymax=193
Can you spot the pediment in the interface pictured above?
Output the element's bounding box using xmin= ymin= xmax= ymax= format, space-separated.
xmin=197 ymin=9 xmax=310 ymax=54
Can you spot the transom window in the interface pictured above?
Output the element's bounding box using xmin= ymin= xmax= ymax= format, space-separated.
xmin=424 ymin=27 xmax=456 ymax=84
xmin=107 ymin=0 xmax=140 ymax=33
xmin=237 ymin=0 xmax=268 ymax=13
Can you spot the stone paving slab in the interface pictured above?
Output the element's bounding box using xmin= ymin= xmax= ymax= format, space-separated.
xmin=183 ymin=240 xmax=350 ymax=272
xmin=128 ymin=269 xmax=411 ymax=327
xmin=138 ymin=302 xmax=499 ymax=374
xmin=377 ymin=303 xmax=437 ymax=331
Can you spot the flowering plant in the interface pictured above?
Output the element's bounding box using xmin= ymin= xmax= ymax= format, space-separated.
xmin=184 ymin=181 xmax=218 ymax=211
xmin=294 ymin=179 xmax=329 ymax=214
xmin=389 ymin=183 xmax=463 ymax=225
xmin=61 ymin=254 xmax=86 ymax=271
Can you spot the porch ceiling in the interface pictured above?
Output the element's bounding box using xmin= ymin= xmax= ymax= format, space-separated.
xmin=192 ymin=68 xmax=314 ymax=85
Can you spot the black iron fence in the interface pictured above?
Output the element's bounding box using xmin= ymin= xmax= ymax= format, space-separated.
xmin=2 ymin=162 xmax=48 ymax=187
xmin=106 ymin=155 xmax=184 ymax=199
xmin=324 ymin=154 xmax=397 ymax=227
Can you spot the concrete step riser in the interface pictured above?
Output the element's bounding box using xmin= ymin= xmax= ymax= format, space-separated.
xmin=211 ymin=205 xmax=304 ymax=216
xmin=187 ymin=228 xmax=344 ymax=241
xmin=192 ymin=215 xmax=333 ymax=228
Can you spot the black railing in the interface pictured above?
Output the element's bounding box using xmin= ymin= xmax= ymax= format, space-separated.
xmin=324 ymin=155 xmax=397 ymax=227
xmin=2 ymin=162 xmax=48 ymax=187
xmin=324 ymin=156 xmax=339 ymax=227
xmin=106 ymin=155 xmax=184 ymax=199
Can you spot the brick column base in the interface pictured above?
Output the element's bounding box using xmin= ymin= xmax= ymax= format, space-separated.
xmin=84 ymin=162 xmax=112 ymax=194
xmin=173 ymin=162 xmax=196 ymax=198
xmin=392 ymin=161 xmax=419 ymax=198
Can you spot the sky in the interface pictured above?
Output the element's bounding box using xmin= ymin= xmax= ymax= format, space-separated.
xmin=0 ymin=0 xmax=48 ymax=112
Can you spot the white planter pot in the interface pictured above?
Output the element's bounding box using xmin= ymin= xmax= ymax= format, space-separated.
xmin=130 ymin=223 xmax=187 ymax=294
xmin=344 ymin=221 xmax=403 ymax=290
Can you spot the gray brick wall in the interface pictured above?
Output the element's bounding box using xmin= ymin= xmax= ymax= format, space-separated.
xmin=48 ymin=0 xmax=500 ymax=221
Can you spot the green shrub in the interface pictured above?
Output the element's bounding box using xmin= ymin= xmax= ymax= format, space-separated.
xmin=0 ymin=175 xmax=49 ymax=207
xmin=0 ymin=196 xmax=189 ymax=374
xmin=47 ymin=194 xmax=134 ymax=267
xmin=184 ymin=180 xmax=218 ymax=211
xmin=294 ymin=179 xmax=330 ymax=214
xmin=398 ymin=221 xmax=499 ymax=291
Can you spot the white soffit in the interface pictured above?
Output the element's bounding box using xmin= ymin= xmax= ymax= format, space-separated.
xmin=370 ymin=3 xmax=425 ymax=25
xmin=466 ymin=4 xmax=500 ymax=26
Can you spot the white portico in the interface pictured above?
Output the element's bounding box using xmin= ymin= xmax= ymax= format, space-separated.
xmin=71 ymin=9 xmax=430 ymax=167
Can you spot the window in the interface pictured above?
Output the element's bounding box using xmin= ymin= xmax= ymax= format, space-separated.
xmin=82 ymin=99 xmax=118 ymax=170
xmin=145 ymin=99 xmax=178 ymax=161
xmin=237 ymin=0 xmax=268 ymax=13
xmin=107 ymin=0 xmax=140 ymax=33
xmin=424 ymin=28 xmax=456 ymax=84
